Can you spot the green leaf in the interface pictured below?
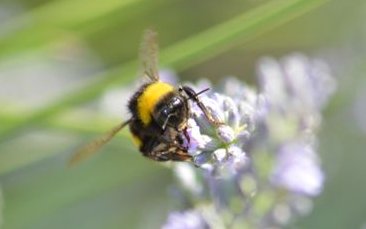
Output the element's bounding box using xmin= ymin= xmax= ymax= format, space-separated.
xmin=0 ymin=0 xmax=161 ymax=59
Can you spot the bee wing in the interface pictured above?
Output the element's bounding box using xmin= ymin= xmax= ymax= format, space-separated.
xmin=68 ymin=120 xmax=130 ymax=167
xmin=140 ymin=29 xmax=160 ymax=82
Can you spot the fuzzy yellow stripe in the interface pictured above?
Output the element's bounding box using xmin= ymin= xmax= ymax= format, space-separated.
xmin=137 ymin=82 xmax=174 ymax=125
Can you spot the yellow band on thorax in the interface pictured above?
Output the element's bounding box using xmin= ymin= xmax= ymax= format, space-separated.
xmin=137 ymin=82 xmax=174 ymax=125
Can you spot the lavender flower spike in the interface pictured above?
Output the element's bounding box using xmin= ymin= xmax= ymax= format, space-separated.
xmin=162 ymin=54 xmax=335 ymax=229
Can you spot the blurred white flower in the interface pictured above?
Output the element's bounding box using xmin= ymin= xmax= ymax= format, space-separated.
xmin=174 ymin=163 xmax=203 ymax=195
xmin=162 ymin=210 xmax=208 ymax=229
xmin=271 ymin=142 xmax=324 ymax=196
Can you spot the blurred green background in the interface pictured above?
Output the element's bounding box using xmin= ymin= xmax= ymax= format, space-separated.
xmin=0 ymin=0 xmax=365 ymax=228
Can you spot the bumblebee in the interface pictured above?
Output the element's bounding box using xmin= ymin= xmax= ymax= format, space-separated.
xmin=69 ymin=30 xmax=219 ymax=165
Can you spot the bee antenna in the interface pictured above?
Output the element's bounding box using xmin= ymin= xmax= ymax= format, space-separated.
xmin=181 ymin=86 xmax=210 ymax=101
xmin=181 ymin=86 xmax=222 ymax=126
xmin=196 ymin=88 xmax=210 ymax=96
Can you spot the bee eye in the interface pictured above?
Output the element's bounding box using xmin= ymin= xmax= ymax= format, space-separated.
xmin=154 ymin=96 xmax=187 ymax=130
xmin=162 ymin=108 xmax=170 ymax=116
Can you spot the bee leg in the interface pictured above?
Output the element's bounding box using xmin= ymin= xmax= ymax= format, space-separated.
xmin=142 ymin=135 xmax=180 ymax=157
xmin=180 ymin=86 xmax=223 ymax=127
xmin=172 ymin=129 xmax=189 ymax=152
xmin=143 ymin=139 xmax=170 ymax=161
xmin=152 ymin=150 xmax=191 ymax=162
xmin=149 ymin=139 xmax=191 ymax=162
xmin=153 ymin=151 xmax=170 ymax=161
xmin=167 ymin=146 xmax=192 ymax=161
xmin=149 ymin=148 xmax=177 ymax=161
xmin=183 ymin=128 xmax=190 ymax=144
xmin=157 ymin=127 xmax=185 ymax=149
xmin=171 ymin=151 xmax=192 ymax=161
xmin=157 ymin=132 xmax=175 ymax=145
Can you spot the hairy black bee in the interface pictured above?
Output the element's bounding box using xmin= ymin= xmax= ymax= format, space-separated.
xmin=69 ymin=30 xmax=220 ymax=165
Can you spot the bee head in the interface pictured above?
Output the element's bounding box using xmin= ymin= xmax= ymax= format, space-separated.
xmin=153 ymin=93 xmax=188 ymax=131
